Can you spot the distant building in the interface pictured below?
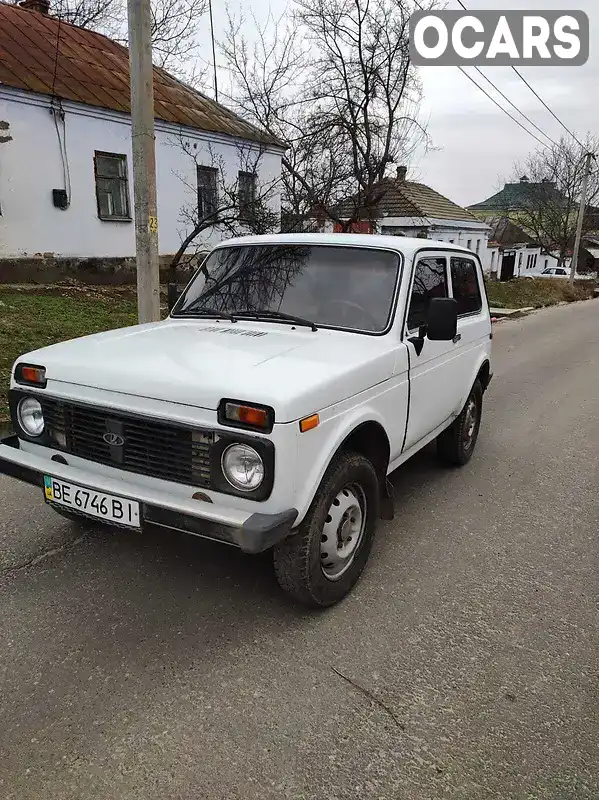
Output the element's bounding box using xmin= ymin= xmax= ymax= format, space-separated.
xmin=468 ymin=176 xmax=563 ymax=217
xmin=470 ymin=176 xmax=599 ymax=276
xmin=324 ymin=167 xmax=492 ymax=271
xmin=0 ymin=0 xmax=284 ymax=283
xmin=485 ymin=216 xmax=562 ymax=280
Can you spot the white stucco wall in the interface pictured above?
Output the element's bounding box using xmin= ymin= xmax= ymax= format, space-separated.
xmin=488 ymin=247 xmax=564 ymax=279
xmin=378 ymin=216 xmax=492 ymax=273
xmin=0 ymin=87 xmax=283 ymax=259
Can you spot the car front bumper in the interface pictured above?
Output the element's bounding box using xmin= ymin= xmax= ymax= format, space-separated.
xmin=0 ymin=436 xmax=297 ymax=554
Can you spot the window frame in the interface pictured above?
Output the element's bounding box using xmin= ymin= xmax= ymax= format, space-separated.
xmin=197 ymin=165 xmax=218 ymax=220
xmin=172 ymin=242 xmax=405 ymax=338
xmin=238 ymin=170 xmax=257 ymax=222
xmin=401 ymin=247 xmax=489 ymax=342
xmin=405 ymin=254 xmax=450 ymax=334
xmin=94 ymin=151 xmax=131 ymax=221
xmin=449 ymin=255 xmax=484 ymax=318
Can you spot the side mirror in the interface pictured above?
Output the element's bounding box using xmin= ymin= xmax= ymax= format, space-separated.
xmin=167 ymin=283 xmax=181 ymax=312
xmin=426 ymin=297 xmax=458 ymax=341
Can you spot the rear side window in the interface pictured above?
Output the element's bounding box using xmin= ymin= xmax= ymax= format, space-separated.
xmin=451 ymin=257 xmax=482 ymax=316
xmin=407 ymin=257 xmax=448 ymax=330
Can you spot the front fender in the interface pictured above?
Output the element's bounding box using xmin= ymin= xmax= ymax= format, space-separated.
xmin=294 ymin=404 xmax=392 ymax=525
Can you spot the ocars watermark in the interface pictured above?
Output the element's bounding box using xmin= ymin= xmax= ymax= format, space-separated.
xmin=410 ymin=10 xmax=589 ymax=66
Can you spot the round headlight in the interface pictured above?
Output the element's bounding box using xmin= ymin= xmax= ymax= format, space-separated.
xmin=18 ymin=397 xmax=44 ymax=437
xmin=221 ymin=443 xmax=264 ymax=492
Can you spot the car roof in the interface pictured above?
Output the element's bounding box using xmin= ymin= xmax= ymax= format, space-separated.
xmin=213 ymin=232 xmax=476 ymax=259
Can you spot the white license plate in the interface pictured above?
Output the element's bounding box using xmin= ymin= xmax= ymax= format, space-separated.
xmin=43 ymin=476 xmax=141 ymax=528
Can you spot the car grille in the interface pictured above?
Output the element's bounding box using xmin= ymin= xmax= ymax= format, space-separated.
xmin=40 ymin=398 xmax=214 ymax=488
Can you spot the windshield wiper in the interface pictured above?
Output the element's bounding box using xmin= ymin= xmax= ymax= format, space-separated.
xmin=178 ymin=304 xmax=237 ymax=322
xmin=235 ymin=309 xmax=318 ymax=331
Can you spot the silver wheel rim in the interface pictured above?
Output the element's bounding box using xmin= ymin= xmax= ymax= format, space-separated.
xmin=320 ymin=484 xmax=366 ymax=581
xmin=463 ymin=397 xmax=478 ymax=450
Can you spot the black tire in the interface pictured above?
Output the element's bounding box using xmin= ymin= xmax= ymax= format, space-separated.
xmin=272 ymin=451 xmax=380 ymax=608
xmin=437 ymin=380 xmax=483 ymax=467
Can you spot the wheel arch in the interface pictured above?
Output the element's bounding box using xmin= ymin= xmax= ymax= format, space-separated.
xmin=476 ymin=360 xmax=491 ymax=392
xmin=295 ymin=414 xmax=393 ymax=525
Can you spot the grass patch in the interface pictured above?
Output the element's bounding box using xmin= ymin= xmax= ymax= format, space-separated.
xmin=1 ymin=277 xmax=596 ymax=424
xmin=485 ymin=277 xmax=596 ymax=310
xmin=0 ymin=287 xmax=137 ymax=423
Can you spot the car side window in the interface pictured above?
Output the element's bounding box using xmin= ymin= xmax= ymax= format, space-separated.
xmin=450 ymin=257 xmax=482 ymax=316
xmin=406 ymin=257 xmax=448 ymax=331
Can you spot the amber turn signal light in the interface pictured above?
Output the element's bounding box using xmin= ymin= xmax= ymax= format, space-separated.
xmin=15 ymin=363 xmax=47 ymax=387
xmin=299 ymin=414 xmax=319 ymax=433
xmin=225 ymin=402 xmax=269 ymax=428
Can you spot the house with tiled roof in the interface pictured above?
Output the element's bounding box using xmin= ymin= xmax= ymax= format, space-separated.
xmin=485 ymin=216 xmax=565 ymax=280
xmin=469 ymin=178 xmax=599 ymax=277
xmin=468 ymin=176 xmax=563 ymax=216
xmin=329 ymin=167 xmax=492 ymax=271
xmin=0 ymin=0 xmax=285 ymax=281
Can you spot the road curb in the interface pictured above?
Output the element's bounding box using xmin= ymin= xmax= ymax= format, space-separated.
xmin=491 ymin=307 xmax=536 ymax=324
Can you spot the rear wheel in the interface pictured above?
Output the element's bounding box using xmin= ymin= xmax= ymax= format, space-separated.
xmin=273 ymin=452 xmax=380 ymax=608
xmin=437 ymin=380 xmax=483 ymax=466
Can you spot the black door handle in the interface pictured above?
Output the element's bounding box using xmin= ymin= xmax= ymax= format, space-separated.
xmin=452 ymin=333 xmax=462 ymax=344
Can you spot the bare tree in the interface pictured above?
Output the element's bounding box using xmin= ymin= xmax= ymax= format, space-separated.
xmin=511 ymin=135 xmax=599 ymax=269
xmin=221 ymin=0 xmax=432 ymax=232
xmin=55 ymin=0 xmax=121 ymax=35
xmin=167 ymin=140 xmax=280 ymax=292
xmin=55 ymin=0 xmax=208 ymax=75
xmin=148 ymin=0 xmax=207 ymax=72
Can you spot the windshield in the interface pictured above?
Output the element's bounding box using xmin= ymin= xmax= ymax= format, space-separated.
xmin=173 ymin=244 xmax=401 ymax=333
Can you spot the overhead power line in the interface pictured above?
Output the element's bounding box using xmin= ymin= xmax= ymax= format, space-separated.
xmin=469 ymin=66 xmax=559 ymax=147
xmin=457 ymin=67 xmax=551 ymax=150
xmin=412 ymin=0 xmax=554 ymax=149
xmin=453 ymin=0 xmax=585 ymax=150
xmin=510 ymin=67 xmax=585 ymax=150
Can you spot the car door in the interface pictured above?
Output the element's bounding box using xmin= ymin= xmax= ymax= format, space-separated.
xmin=448 ymin=254 xmax=490 ymax=404
xmin=403 ymin=253 xmax=464 ymax=452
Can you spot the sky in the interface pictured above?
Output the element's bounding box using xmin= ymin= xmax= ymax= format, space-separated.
xmin=208 ymin=0 xmax=598 ymax=208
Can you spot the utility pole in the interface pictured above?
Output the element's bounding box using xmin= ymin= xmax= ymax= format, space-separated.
xmin=127 ymin=0 xmax=161 ymax=322
xmin=569 ymin=151 xmax=595 ymax=284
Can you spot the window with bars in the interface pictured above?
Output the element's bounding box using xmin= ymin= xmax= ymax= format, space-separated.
xmin=94 ymin=152 xmax=130 ymax=220
xmin=238 ymin=171 xmax=257 ymax=221
xmin=197 ymin=166 xmax=218 ymax=220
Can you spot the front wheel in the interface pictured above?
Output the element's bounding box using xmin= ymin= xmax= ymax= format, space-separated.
xmin=436 ymin=380 xmax=483 ymax=466
xmin=273 ymin=452 xmax=380 ymax=608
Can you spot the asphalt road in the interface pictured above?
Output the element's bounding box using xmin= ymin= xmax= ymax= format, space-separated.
xmin=1 ymin=301 xmax=598 ymax=800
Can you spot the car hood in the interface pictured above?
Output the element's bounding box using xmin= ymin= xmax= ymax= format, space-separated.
xmin=19 ymin=319 xmax=397 ymax=422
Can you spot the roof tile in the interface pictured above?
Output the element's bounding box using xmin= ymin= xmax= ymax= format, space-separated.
xmin=336 ymin=178 xmax=477 ymax=222
xmin=0 ymin=1 xmax=283 ymax=147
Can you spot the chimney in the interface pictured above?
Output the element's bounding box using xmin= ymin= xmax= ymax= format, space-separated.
xmin=19 ymin=0 xmax=50 ymax=13
xmin=396 ymin=165 xmax=407 ymax=182
xmin=519 ymin=175 xmax=529 ymax=183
